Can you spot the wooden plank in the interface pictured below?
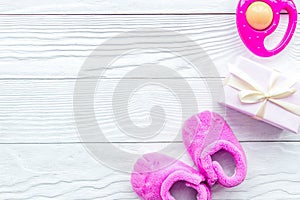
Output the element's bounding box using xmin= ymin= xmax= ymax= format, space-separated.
xmin=0 ymin=142 xmax=299 ymax=199
xmin=1 ymin=0 xmax=300 ymax=14
xmin=0 ymin=15 xmax=298 ymax=78
xmin=0 ymin=0 xmax=242 ymax=14
xmin=0 ymin=79 xmax=298 ymax=143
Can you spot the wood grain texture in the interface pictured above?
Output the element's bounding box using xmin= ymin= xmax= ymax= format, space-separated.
xmin=0 ymin=142 xmax=299 ymax=199
xmin=0 ymin=79 xmax=298 ymax=143
xmin=0 ymin=0 xmax=242 ymax=14
xmin=0 ymin=15 xmax=299 ymax=78
xmin=0 ymin=5 xmax=299 ymax=200
xmin=1 ymin=0 xmax=300 ymax=14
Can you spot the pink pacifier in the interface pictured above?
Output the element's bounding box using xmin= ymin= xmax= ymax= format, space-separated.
xmin=236 ymin=0 xmax=297 ymax=57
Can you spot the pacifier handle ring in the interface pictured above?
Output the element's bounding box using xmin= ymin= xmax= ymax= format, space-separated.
xmin=267 ymin=0 xmax=297 ymax=56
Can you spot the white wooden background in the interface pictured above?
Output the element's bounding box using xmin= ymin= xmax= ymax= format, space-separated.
xmin=1 ymin=1 xmax=300 ymax=199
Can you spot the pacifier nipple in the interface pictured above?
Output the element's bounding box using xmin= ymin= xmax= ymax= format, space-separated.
xmin=246 ymin=1 xmax=274 ymax=30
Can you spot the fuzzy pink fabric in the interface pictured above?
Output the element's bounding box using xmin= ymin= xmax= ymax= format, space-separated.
xmin=182 ymin=111 xmax=247 ymax=187
xmin=131 ymin=153 xmax=211 ymax=200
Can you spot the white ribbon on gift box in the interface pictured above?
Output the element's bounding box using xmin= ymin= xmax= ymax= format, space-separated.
xmin=225 ymin=64 xmax=300 ymax=118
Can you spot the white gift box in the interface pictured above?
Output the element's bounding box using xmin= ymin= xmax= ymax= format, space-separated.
xmin=222 ymin=57 xmax=300 ymax=133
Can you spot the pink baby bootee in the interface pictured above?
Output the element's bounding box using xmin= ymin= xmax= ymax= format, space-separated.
xmin=182 ymin=111 xmax=247 ymax=187
xmin=131 ymin=111 xmax=247 ymax=199
xmin=131 ymin=153 xmax=211 ymax=200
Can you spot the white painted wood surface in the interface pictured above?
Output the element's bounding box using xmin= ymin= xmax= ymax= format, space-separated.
xmin=0 ymin=0 xmax=251 ymax=14
xmin=0 ymin=143 xmax=300 ymax=199
xmin=0 ymin=15 xmax=298 ymax=78
xmin=0 ymin=79 xmax=299 ymax=143
xmin=0 ymin=0 xmax=299 ymax=14
xmin=1 ymin=1 xmax=300 ymax=199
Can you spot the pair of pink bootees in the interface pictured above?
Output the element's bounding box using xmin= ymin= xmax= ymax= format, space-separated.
xmin=131 ymin=111 xmax=247 ymax=200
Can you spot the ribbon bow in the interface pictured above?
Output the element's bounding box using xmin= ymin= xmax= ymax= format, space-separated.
xmin=225 ymin=64 xmax=300 ymax=118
